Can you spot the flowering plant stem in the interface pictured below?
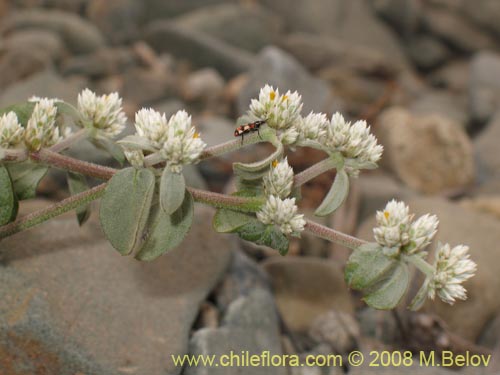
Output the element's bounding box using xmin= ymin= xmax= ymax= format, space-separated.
xmin=294 ymin=157 xmax=338 ymax=187
xmin=404 ymin=254 xmax=435 ymax=277
xmin=304 ymin=219 xmax=366 ymax=249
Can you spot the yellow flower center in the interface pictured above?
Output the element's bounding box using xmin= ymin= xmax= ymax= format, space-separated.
xmin=193 ymin=132 xmax=200 ymax=139
xmin=272 ymin=159 xmax=279 ymax=168
xmin=384 ymin=211 xmax=390 ymax=220
xmin=281 ymin=95 xmax=288 ymax=102
xmin=269 ymin=91 xmax=276 ymax=101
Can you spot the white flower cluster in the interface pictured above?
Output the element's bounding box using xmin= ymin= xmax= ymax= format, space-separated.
xmin=25 ymin=98 xmax=69 ymax=151
xmin=77 ymin=88 xmax=127 ymax=139
xmin=0 ymin=112 xmax=24 ymax=149
xmin=257 ymin=158 xmax=305 ymax=236
xmin=373 ymin=200 xmax=438 ymax=253
xmin=296 ymin=112 xmax=328 ymax=143
xmin=124 ymin=108 xmax=206 ymax=172
xmin=426 ymin=243 xmax=477 ymax=305
xmin=249 ymin=85 xmax=303 ymax=131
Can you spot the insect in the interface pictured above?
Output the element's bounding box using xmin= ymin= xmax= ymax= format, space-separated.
xmin=234 ymin=120 xmax=267 ymax=144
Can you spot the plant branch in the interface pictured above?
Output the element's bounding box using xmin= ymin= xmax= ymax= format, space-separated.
xmin=294 ymin=157 xmax=337 ymax=187
xmin=49 ymin=128 xmax=89 ymax=153
xmin=188 ymin=187 xmax=264 ymax=212
xmin=304 ymin=219 xmax=366 ymax=250
xmin=2 ymin=148 xmax=28 ymax=162
xmin=0 ymin=183 xmax=107 ymax=239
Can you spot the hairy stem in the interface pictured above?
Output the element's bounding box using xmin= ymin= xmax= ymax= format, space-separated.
xmin=2 ymin=149 xmax=28 ymax=162
xmin=49 ymin=128 xmax=89 ymax=153
xmin=0 ymin=183 xmax=107 ymax=239
xmin=404 ymin=254 xmax=435 ymax=277
xmin=304 ymin=219 xmax=366 ymax=250
xmin=294 ymin=157 xmax=337 ymax=187
xmin=189 ymin=188 xmax=264 ymax=212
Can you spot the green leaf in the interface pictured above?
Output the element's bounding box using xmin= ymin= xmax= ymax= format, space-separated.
xmin=67 ymin=172 xmax=91 ymax=226
xmin=0 ymin=165 xmax=17 ymax=225
xmin=233 ymin=142 xmax=284 ymax=175
xmin=0 ymin=102 xmax=35 ymax=126
xmin=345 ymin=243 xmax=398 ymax=290
xmin=363 ymin=262 xmax=410 ymax=310
xmin=315 ymin=168 xmax=349 ymax=217
xmin=235 ymin=176 xmax=264 ymax=196
xmin=159 ymin=168 xmax=186 ymax=215
xmin=213 ymin=209 xmax=255 ymax=233
xmin=99 ymin=167 xmax=155 ymax=255
xmin=91 ymin=137 xmax=125 ymax=165
xmin=6 ymin=161 xmax=48 ymax=200
xmin=236 ymin=219 xmax=289 ymax=255
xmin=135 ymin=191 xmax=194 ymax=261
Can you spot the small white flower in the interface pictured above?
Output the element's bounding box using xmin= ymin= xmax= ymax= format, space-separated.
xmin=264 ymin=158 xmax=294 ymax=198
xmin=409 ymin=214 xmax=439 ymax=253
xmin=77 ymin=88 xmax=127 ymax=138
xmin=134 ymin=108 xmax=168 ymax=148
xmin=296 ymin=112 xmax=328 ymax=143
xmin=24 ymin=98 xmax=62 ymax=151
xmin=249 ymin=85 xmax=303 ymax=130
xmin=124 ymin=149 xmax=144 ymax=168
xmin=279 ymin=126 xmax=299 ymax=145
xmin=160 ymin=110 xmax=206 ymax=173
xmin=373 ymin=200 xmax=412 ymax=248
xmin=0 ymin=112 xmax=24 ymax=148
xmin=427 ymin=243 xmax=477 ymax=304
xmin=257 ymin=195 xmax=305 ymax=236
xmin=324 ymin=112 xmax=383 ymax=164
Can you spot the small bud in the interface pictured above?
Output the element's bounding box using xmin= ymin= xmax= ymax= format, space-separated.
xmin=264 ymin=157 xmax=294 ymax=198
xmin=24 ymin=98 xmax=61 ymax=151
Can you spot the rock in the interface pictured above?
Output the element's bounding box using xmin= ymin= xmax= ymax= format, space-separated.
xmin=3 ymin=29 xmax=65 ymax=62
xmin=260 ymin=0 xmax=407 ymax=66
xmin=460 ymin=196 xmax=500 ymax=221
xmin=3 ymin=9 xmax=105 ymax=54
xmin=141 ymin=0 xmax=228 ymax=20
xmin=462 ymin=0 xmax=500 ymax=38
xmin=0 ymin=69 xmax=86 ymax=107
xmin=173 ymin=3 xmax=284 ymax=53
xmin=469 ymin=52 xmax=500 ymax=124
xmin=406 ymin=36 xmax=451 ymax=71
xmin=181 ymin=68 xmax=225 ymax=103
xmin=155 ymin=99 xmax=186 ymax=118
xmin=376 ymin=107 xmax=475 ymax=194
xmin=43 ymin=0 xmax=89 ymax=12
xmin=357 ymin=197 xmax=500 ymax=341
xmin=409 ymin=90 xmax=469 ymax=127
xmin=262 ymin=257 xmax=354 ymax=333
xmin=429 ymin=60 xmax=470 ymax=92
xmin=281 ymin=32 xmax=399 ymax=76
xmin=0 ymin=202 xmax=232 ymax=374
xmin=422 ymin=8 xmax=495 ymax=53
xmin=308 ymin=310 xmax=360 ymax=353
xmin=237 ymin=46 xmax=332 ymax=115
xmin=475 ymin=112 xmax=500 ymax=182
xmin=143 ymin=20 xmax=253 ymax=79
xmin=214 ymin=248 xmax=271 ymax=312
xmin=477 ymin=314 xmax=500 ymax=348
xmin=122 ymin=66 xmax=175 ymax=106
xmin=196 ymin=115 xmax=235 ymax=147
xmin=372 ymin=0 xmax=422 ymax=36
xmin=61 ymin=47 xmax=136 ymax=78
xmin=186 ymin=289 xmax=286 ymax=375
xmin=87 ymin=0 xmax=144 ymax=44
xmin=0 ymin=47 xmax=52 ymax=89
xmin=357 ymin=308 xmax=400 ymax=344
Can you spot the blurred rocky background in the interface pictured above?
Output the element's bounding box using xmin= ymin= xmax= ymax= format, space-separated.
xmin=1 ymin=0 xmax=500 ymax=374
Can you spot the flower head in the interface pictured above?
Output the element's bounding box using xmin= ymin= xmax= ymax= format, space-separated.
xmin=264 ymin=158 xmax=294 ymax=198
xmin=124 ymin=149 xmax=144 ymax=168
xmin=0 ymin=112 xmax=24 ymax=148
xmin=409 ymin=214 xmax=439 ymax=253
xmin=134 ymin=108 xmax=168 ymax=148
xmin=373 ymin=200 xmax=412 ymax=249
xmin=256 ymin=195 xmax=305 ymax=236
xmin=427 ymin=243 xmax=477 ymax=304
xmin=77 ymin=89 xmax=127 ymax=138
xmin=160 ymin=110 xmax=206 ymax=173
xmin=296 ymin=112 xmax=328 ymax=143
xmin=24 ymin=98 xmax=62 ymax=151
xmin=249 ymin=85 xmax=303 ymax=130
xmin=325 ymin=113 xmax=382 ymax=164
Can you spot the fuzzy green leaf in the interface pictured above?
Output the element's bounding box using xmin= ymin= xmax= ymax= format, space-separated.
xmin=100 ymin=167 xmax=155 ymax=255
xmin=135 ymin=191 xmax=194 ymax=261
xmin=233 ymin=142 xmax=284 ymax=174
xmin=6 ymin=161 xmax=48 ymax=200
xmin=0 ymin=102 xmax=35 ymax=126
xmin=213 ymin=209 xmax=255 ymax=233
xmin=117 ymin=135 xmax=156 ymax=152
xmin=345 ymin=243 xmax=397 ymax=290
xmin=91 ymin=137 xmax=125 ymax=165
xmin=159 ymin=169 xmax=186 ymax=215
xmin=363 ymin=262 xmax=410 ymax=310
xmin=236 ymin=219 xmax=289 ymax=255
xmin=0 ymin=165 xmax=17 ymax=225
xmin=67 ymin=172 xmax=91 ymax=226
xmin=315 ymin=168 xmax=349 ymax=217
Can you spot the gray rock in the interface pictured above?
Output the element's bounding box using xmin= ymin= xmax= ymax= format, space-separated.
xmin=3 ymin=29 xmax=65 ymax=62
xmin=260 ymin=0 xmax=408 ymax=67
xmin=371 ymin=0 xmax=422 ymax=36
xmin=376 ymin=107 xmax=475 ymax=194
xmin=406 ymin=36 xmax=451 ymax=70
xmin=422 ymin=8 xmax=495 ymax=53
xmin=173 ymin=3 xmax=284 ymax=53
xmin=186 ymin=289 xmax=286 ymax=375
xmin=308 ymin=310 xmax=360 ymax=353
xmin=357 ymin=197 xmax=500 ymax=341
xmin=462 ymin=0 xmax=500 ymax=38
xmin=0 ymin=69 xmax=86 ymax=107
xmin=0 ymin=47 xmax=52 ymax=90
xmin=469 ymin=51 xmax=500 ymax=124
xmin=262 ymin=257 xmax=354 ymax=333
xmin=122 ymin=66 xmax=175 ymax=106
xmin=237 ymin=46 xmax=332 ymax=114
xmin=143 ymin=20 xmax=253 ymax=78
xmin=43 ymin=0 xmax=89 ymax=12
xmin=409 ymin=90 xmax=469 ymax=127
xmin=429 ymin=60 xmax=470 ymax=92
xmin=3 ymin=9 xmax=105 ymax=54
xmin=357 ymin=308 xmax=400 ymax=344
xmin=0 ymin=203 xmax=232 ymax=374
xmin=181 ymin=68 xmax=225 ymax=103
xmin=141 ymin=0 xmax=227 ymax=20
xmin=475 ymin=111 xmax=500 ymax=182
xmin=155 ymin=99 xmax=186 ymax=118
xmin=87 ymin=0 xmax=144 ymax=44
